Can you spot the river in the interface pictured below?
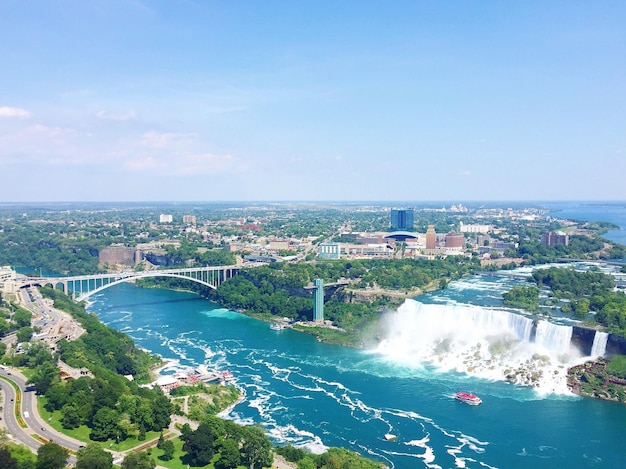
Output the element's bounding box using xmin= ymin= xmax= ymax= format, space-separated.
xmin=87 ymin=203 xmax=626 ymax=469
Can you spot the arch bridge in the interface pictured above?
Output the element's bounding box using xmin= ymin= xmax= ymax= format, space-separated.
xmin=19 ymin=266 xmax=241 ymax=301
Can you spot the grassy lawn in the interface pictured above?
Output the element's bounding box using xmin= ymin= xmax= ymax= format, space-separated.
xmin=19 ymin=367 xmax=35 ymax=380
xmin=149 ymin=437 xmax=200 ymax=469
xmin=148 ymin=437 xmax=248 ymax=469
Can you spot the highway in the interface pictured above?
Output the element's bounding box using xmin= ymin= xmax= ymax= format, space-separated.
xmin=0 ymin=367 xmax=81 ymax=465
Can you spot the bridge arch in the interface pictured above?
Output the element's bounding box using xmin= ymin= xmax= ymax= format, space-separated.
xmin=75 ymin=272 xmax=218 ymax=301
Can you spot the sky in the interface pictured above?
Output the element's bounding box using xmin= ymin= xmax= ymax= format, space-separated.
xmin=1 ymin=1 xmax=625 ymax=202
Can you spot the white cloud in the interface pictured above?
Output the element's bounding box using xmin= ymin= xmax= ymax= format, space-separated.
xmin=96 ymin=110 xmax=136 ymax=121
xmin=457 ymin=170 xmax=472 ymax=177
xmin=0 ymin=106 xmax=32 ymax=118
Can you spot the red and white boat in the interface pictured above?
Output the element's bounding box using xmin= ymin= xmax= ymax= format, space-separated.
xmin=455 ymin=391 xmax=482 ymax=406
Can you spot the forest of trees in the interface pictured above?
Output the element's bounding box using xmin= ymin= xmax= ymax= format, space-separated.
xmin=210 ymin=256 xmax=480 ymax=329
xmin=528 ymin=267 xmax=626 ymax=334
xmin=502 ymin=286 xmax=540 ymax=311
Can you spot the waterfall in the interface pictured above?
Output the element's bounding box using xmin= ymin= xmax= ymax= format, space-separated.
xmin=376 ymin=300 xmax=584 ymax=392
xmin=590 ymin=331 xmax=609 ymax=358
xmin=533 ymin=321 xmax=573 ymax=354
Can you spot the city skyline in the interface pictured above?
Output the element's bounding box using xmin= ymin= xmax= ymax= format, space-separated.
xmin=1 ymin=1 xmax=625 ymax=202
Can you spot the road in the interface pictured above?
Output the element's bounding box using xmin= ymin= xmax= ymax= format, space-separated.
xmin=0 ymin=367 xmax=81 ymax=465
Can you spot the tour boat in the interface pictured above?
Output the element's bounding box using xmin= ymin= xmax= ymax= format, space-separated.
xmin=221 ymin=370 xmax=235 ymax=382
xmin=455 ymin=391 xmax=482 ymax=406
xmin=270 ymin=322 xmax=285 ymax=331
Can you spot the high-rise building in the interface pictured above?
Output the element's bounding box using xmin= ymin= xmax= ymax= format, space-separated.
xmin=318 ymin=242 xmax=341 ymax=260
xmin=425 ymin=225 xmax=437 ymax=249
xmin=159 ymin=214 xmax=173 ymax=223
xmin=541 ymin=232 xmax=569 ymax=247
xmin=183 ymin=215 xmax=197 ymax=225
xmin=391 ymin=209 xmax=414 ymax=231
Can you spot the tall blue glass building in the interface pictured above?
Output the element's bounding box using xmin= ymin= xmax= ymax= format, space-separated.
xmin=390 ymin=209 xmax=414 ymax=231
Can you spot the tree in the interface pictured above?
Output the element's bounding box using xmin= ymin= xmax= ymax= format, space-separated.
xmin=121 ymin=451 xmax=156 ymax=469
xmin=27 ymin=362 xmax=58 ymax=395
xmin=149 ymin=391 xmax=172 ymax=431
xmin=60 ymin=403 xmax=82 ymax=429
xmin=36 ymin=442 xmax=68 ymax=469
xmin=90 ymin=407 xmax=121 ymax=441
xmin=0 ymin=447 xmax=18 ymax=469
xmin=182 ymin=423 xmax=216 ymax=466
xmin=160 ymin=439 xmax=175 ymax=461
xmin=13 ymin=309 xmax=32 ymax=328
xmin=297 ymin=457 xmax=316 ymax=469
xmin=16 ymin=327 xmax=33 ymax=343
xmin=75 ymin=443 xmax=113 ymax=469
xmin=44 ymin=384 xmax=70 ymax=412
xmin=215 ymin=438 xmax=241 ymax=469
xmin=240 ymin=426 xmax=273 ymax=469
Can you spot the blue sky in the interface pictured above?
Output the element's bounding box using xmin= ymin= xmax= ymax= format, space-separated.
xmin=1 ymin=1 xmax=624 ymax=202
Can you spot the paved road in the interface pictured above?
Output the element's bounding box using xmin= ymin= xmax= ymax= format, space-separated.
xmin=0 ymin=367 xmax=81 ymax=465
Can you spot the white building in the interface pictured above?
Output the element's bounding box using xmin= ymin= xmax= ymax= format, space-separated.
xmin=159 ymin=214 xmax=173 ymax=223
xmin=459 ymin=222 xmax=490 ymax=234
xmin=0 ymin=266 xmax=16 ymax=293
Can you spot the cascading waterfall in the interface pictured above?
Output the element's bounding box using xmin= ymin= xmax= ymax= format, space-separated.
xmin=376 ymin=299 xmax=588 ymax=394
xmin=534 ymin=321 xmax=573 ymax=354
xmin=590 ymin=331 xmax=609 ymax=357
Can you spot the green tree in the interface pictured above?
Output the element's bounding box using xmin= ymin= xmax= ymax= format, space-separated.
xmin=44 ymin=384 xmax=70 ymax=412
xmin=90 ymin=407 xmax=121 ymax=442
xmin=12 ymin=309 xmax=32 ymax=328
xmin=27 ymin=362 xmax=58 ymax=395
xmin=240 ymin=426 xmax=273 ymax=469
xmin=75 ymin=443 xmax=113 ymax=469
xmin=215 ymin=438 xmax=241 ymax=469
xmin=0 ymin=447 xmax=18 ymax=469
xmin=36 ymin=443 xmax=68 ymax=469
xmin=160 ymin=439 xmax=175 ymax=462
xmin=182 ymin=423 xmax=216 ymax=466
xmin=121 ymin=451 xmax=156 ymax=469
xmin=60 ymin=403 xmax=83 ymax=429
xmin=16 ymin=327 xmax=33 ymax=343
xmin=149 ymin=391 xmax=172 ymax=431
xmin=502 ymin=286 xmax=540 ymax=311
xmin=297 ymin=457 xmax=316 ymax=469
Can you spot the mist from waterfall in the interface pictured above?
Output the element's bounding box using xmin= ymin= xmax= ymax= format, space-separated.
xmin=375 ymin=299 xmax=587 ymax=394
